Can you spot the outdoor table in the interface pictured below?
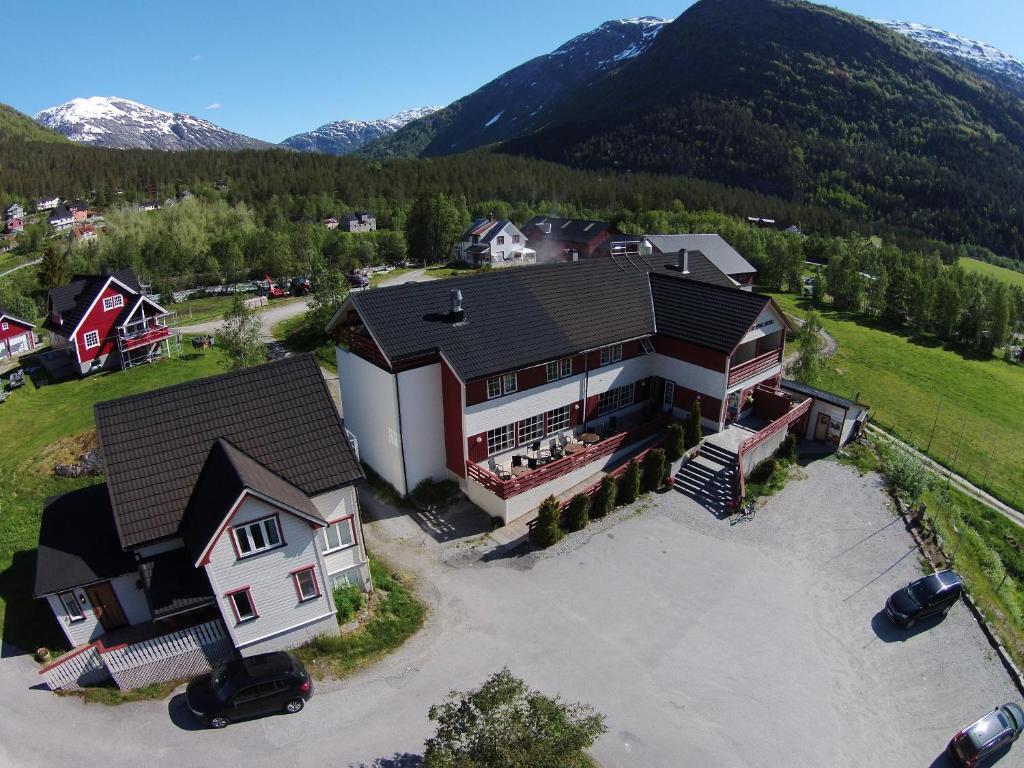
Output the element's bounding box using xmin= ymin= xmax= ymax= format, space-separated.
xmin=564 ymin=443 xmax=588 ymax=455
xmin=580 ymin=433 xmax=601 ymax=445
xmin=510 ymin=466 xmax=530 ymax=477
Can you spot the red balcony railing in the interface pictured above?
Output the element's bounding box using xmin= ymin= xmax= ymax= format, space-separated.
xmin=727 ymin=348 xmax=783 ymax=387
xmin=119 ymin=324 xmax=171 ymax=351
xmin=466 ymin=417 xmax=667 ymax=500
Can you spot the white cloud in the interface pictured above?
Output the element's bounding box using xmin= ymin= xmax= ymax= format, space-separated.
xmin=206 ymin=102 xmax=222 ymax=110
xmin=192 ymin=53 xmax=204 ymax=62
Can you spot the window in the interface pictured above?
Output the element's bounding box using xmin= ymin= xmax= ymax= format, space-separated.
xmin=600 ymin=344 xmax=623 ymax=366
xmin=487 ymin=424 xmax=515 ymax=455
xmin=598 ymin=383 xmax=635 ymax=416
xmin=1 ymin=322 xmax=7 ymax=331
xmin=518 ymin=414 xmax=544 ymax=445
xmin=513 ymin=234 xmax=520 ymax=243
xmin=59 ymin=591 xmax=84 ymax=623
xmin=322 ymin=517 xmax=355 ymax=552
xmin=102 ymin=294 xmax=124 ymax=312
xmin=546 ymin=405 xmax=571 ymax=433
xmin=497 ymin=235 xmax=505 ymax=245
xmin=233 ymin=516 xmax=282 ymax=557
xmin=227 ymin=588 xmax=257 ymax=622
xmin=486 ymin=373 xmax=517 ymax=398
xmin=83 ymin=330 xmax=100 ymax=349
xmin=545 ymin=358 xmax=572 ymax=382
xmin=330 ymin=565 xmax=362 ymax=590
xmin=292 ymin=567 xmax=321 ymax=602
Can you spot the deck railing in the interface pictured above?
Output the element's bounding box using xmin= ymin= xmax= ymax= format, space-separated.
xmin=466 ymin=417 xmax=667 ymax=500
xmin=736 ymin=395 xmax=812 ymax=500
xmin=727 ymin=348 xmax=783 ymax=387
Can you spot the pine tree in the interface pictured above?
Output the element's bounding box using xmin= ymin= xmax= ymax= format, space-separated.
xmin=37 ymin=245 xmax=68 ymax=291
xmin=566 ymin=494 xmax=589 ymax=532
xmin=791 ymin=311 xmax=824 ymax=386
xmin=684 ymin=398 xmax=703 ymax=449
xmin=618 ymin=460 xmax=642 ymax=506
xmin=532 ymin=496 xmax=563 ymax=547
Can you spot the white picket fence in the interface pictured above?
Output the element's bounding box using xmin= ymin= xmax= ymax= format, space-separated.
xmin=40 ymin=619 xmax=235 ymax=692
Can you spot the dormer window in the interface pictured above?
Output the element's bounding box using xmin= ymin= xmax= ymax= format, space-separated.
xmin=546 ymin=358 xmax=572 ymax=381
xmin=486 ymin=373 xmax=517 ymax=399
xmin=233 ymin=516 xmax=282 ymax=557
xmin=102 ymin=294 xmax=124 ymax=312
xmin=600 ymin=344 xmax=623 ymax=366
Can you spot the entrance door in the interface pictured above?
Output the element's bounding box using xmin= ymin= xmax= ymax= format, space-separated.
xmin=663 ymin=380 xmax=675 ymax=411
xmin=814 ymin=413 xmax=830 ymax=441
xmin=85 ymin=582 xmax=127 ymax=631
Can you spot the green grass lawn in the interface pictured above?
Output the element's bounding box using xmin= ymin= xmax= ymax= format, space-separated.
xmin=271 ymin=314 xmax=337 ymax=373
xmin=0 ymin=345 xmax=226 ymax=650
xmin=166 ymin=294 xmax=238 ymax=325
xmin=958 ymin=258 xmax=1024 ymax=289
xmin=770 ymin=291 xmax=1024 ymax=510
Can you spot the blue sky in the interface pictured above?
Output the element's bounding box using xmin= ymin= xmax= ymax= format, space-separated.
xmin=3 ymin=1 xmax=1023 ymax=143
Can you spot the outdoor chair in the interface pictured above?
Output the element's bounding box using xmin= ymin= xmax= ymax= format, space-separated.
xmin=528 ymin=457 xmax=538 ymax=470
xmin=511 ymin=454 xmax=524 ymax=468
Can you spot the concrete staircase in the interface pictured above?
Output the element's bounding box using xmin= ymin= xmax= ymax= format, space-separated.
xmin=674 ymin=442 xmax=738 ymax=518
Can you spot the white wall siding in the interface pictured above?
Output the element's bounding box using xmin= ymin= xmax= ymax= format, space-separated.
xmin=337 ymin=347 xmax=406 ymax=494
xmin=45 ymin=572 xmax=152 ymax=648
xmin=113 ymin=572 xmax=152 ymax=626
xmin=586 ymin=356 xmax=653 ymax=395
xmin=397 ymin=364 xmax=447 ymax=490
xmin=204 ymin=496 xmax=338 ymax=653
xmin=740 ymin=304 xmax=785 ymax=344
xmin=234 ymin=612 xmax=339 ymax=656
xmin=652 ymin=354 xmax=726 ymax=399
xmin=465 ymin=374 xmax=586 ymax=436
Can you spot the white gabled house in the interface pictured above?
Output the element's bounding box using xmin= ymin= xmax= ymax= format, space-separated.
xmin=453 ymin=218 xmax=534 ymax=268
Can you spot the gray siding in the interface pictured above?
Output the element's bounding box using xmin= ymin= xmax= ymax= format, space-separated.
xmin=312 ymin=486 xmax=372 ymax=591
xmin=45 ymin=573 xmax=152 ymax=648
xmin=204 ymin=495 xmax=339 ymax=653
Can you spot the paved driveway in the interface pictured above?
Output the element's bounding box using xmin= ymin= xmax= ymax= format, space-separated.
xmin=1 ymin=459 xmax=1019 ymax=767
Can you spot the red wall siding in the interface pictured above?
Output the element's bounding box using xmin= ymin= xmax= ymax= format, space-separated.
xmin=753 ymin=386 xmax=792 ymax=420
xmin=466 ymin=432 xmax=488 ymax=464
xmin=674 ymin=386 xmax=722 ymax=421
xmin=441 ymin=359 xmax=466 ymax=477
xmin=464 ymin=353 xmax=587 ymax=407
xmin=0 ymin=318 xmax=34 ymax=346
xmin=75 ymin=283 xmax=135 ymax=363
xmin=653 ymin=335 xmax=727 ymax=372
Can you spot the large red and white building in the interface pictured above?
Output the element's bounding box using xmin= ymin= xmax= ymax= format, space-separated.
xmin=43 ymin=269 xmax=178 ymax=376
xmin=327 ymin=251 xmax=794 ymax=522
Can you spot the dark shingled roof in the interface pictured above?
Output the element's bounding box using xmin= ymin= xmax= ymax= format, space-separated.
xmin=34 ymin=484 xmax=137 ymax=597
xmin=44 ymin=269 xmax=140 ymax=335
xmin=95 ymin=354 xmax=362 ymax=549
xmin=645 ymin=234 xmax=757 ymax=276
xmin=138 ymin=549 xmax=215 ymax=619
xmin=181 ymin=439 xmax=325 ymax=561
xmin=523 ymin=216 xmax=617 ymax=243
xmin=338 ymin=254 xmax=742 ymax=380
xmin=781 ymin=379 xmax=863 ymax=410
xmin=649 ymin=272 xmax=771 ymax=353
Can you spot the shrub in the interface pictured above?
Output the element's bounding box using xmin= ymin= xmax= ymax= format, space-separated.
xmin=532 ymin=496 xmax=563 ymax=547
xmin=684 ymin=399 xmax=703 ymax=449
xmin=566 ymin=494 xmax=589 ymax=532
xmin=412 ymin=478 xmax=461 ymax=508
xmin=879 ymin=442 xmax=930 ymax=502
xmin=779 ymin=434 xmax=798 ymax=463
xmin=618 ymin=460 xmax=642 ymax=506
xmin=333 ymin=583 xmax=364 ymax=623
xmin=593 ymin=475 xmax=617 ymax=518
xmin=643 ymin=448 xmax=667 ymax=492
xmin=748 ymin=457 xmax=777 ymax=484
xmin=664 ymin=423 xmax=686 ymax=463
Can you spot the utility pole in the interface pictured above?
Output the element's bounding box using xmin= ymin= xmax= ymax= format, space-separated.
xmin=950 ymin=416 xmax=968 ymax=473
xmin=926 ymin=395 xmax=943 ymax=453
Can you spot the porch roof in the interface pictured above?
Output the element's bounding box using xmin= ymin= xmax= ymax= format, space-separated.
xmin=138 ymin=549 xmax=215 ymax=619
xmin=34 ymin=484 xmax=136 ymax=597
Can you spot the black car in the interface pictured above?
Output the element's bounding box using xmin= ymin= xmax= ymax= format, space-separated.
xmin=885 ymin=569 xmax=963 ymax=628
xmin=185 ymin=651 xmax=312 ymax=728
xmin=948 ymin=703 xmax=1024 ymax=766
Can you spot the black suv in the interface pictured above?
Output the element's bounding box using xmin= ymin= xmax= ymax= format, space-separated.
xmin=885 ymin=569 xmax=963 ymax=628
xmin=186 ymin=651 xmax=313 ymax=728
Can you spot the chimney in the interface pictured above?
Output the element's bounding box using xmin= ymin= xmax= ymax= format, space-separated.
xmin=449 ymin=289 xmax=465 ymax=322
xmin=489 ymin=212 xmax=494 ymax=221
xmin=543 ymin=222 xmax=552 ymax=234
xmin=678 ymin=249 xmax=690 ymax=275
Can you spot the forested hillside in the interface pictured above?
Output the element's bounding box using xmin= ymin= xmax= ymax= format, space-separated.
xmin=0 ymin=104 xmax=68 ymax=144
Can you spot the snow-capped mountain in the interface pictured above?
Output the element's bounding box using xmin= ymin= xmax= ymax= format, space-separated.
xmin=280 ymin=106 xmax=442 ymax=155
xmin=878 ymin=21 xmax=1024 ymax=88
xmin=35 ymin=96 xmax=275 ymax=151
xmin=362 ymin=16 xmax=672 ymax=159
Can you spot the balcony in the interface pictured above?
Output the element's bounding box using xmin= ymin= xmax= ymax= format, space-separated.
xmin=727 ymin=347 xmax=783 ymax=387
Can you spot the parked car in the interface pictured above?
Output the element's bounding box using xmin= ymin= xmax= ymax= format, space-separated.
xmin=948 ymin=703 xmax=1024 ymax=766
xmin=185 ymin=651 xmax=312 ymax=728
xmin=885 ymin=569 xmax=963 ymax=628
xmin=347 ymin=272 xmax=369 ymax=288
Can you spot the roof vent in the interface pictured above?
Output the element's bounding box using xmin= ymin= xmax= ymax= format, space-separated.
xmin=678 ymin=249 xmax=690 ymax=275
xmin=449 ymin=289 xmax=465 ymax=323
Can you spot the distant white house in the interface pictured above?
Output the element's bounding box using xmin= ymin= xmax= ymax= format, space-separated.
xmin=454 ymin=218 xmax=534 ymax=268
xmin=48 ymin=205 xmax=74 ymax=232
xmin=37 ymin=195 xmax=61 ymax=211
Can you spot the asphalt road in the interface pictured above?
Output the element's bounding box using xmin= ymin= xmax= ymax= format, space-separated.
xmin=1 ymin=459 xmax=1018 ymax=768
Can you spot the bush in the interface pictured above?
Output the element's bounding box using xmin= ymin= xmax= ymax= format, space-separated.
xmin=412 ymin=478 xmax=461 ymax=508
xmin=532 ymin=496 xmax=563 ymax=547
xmin=664 ymin=423 xmax=686 ymax=463
xmin=333 ymin=583 xmax=364 ymax=623
xmin=643 ymin=448 xmax=667 ymax=492
xmin=593 ymin=475 xmax=617 ymax=518
xmin=566 ymin=494 xmax=589 ymax=532
xmin=618 ymin=460 xmax=642 ymax=506
xmin=779 ymin=434 xmax=798 ymax=463
xmin=879 ymin=442 xmax=930 ymax=502
xmin=684 ymin=399 xmax=703 ymax=448
xmin=748 ymin=457 xmax=778 ymax=484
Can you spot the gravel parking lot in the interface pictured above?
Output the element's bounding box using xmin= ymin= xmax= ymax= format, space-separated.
xmin=0 ymin=457 xmax=1019 ymax=768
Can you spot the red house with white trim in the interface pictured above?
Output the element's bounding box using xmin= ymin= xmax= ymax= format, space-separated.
xmin=327 ymin=251 xmax=799 ymax=523
xmin=0 ymin=308 xmax=36 ymax=359
xmin=43 ymin=269 xmax=178 ymax=376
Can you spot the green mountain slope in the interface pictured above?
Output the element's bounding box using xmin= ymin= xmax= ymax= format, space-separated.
xmin=494 ymin=0 xmax=1024 ymax=260
xmin=0 ymin=103 xmax=69 ymax=143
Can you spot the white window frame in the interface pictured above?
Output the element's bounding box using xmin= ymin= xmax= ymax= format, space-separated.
xmin=322 ymin=516 xmax=356 ymax=553
xmin=487 ymin=424 xmax=515 ymax=455
xmin=497 ymin=235 xmax=505 ymax=245
xmin=598 ymin=383 xmax=635 ymax=416
xmin=59 ymin=591 xmax=84 ymax=623
xmin=1 ymin=321 xmax=7 ymax=331
xmin=232 ymin=515 xmax=283 ymax=558
xmin=292 ymin=566 xmax=321 ymax=603
xmin=102 ymin=294 xmax=124 ymax=312
xmin=486 ymin=373 xmax=517 ymax=398
xmin=227 ymin=588 xmax=257 ymax=622
xmin=545 ymin=358 xmax=572 ymax=382
xmin=546 ymin=405 xmax=571 ymax=434
xmin=513 ymin=234 xmax=520 ymax=243
xmin=517 ymin=414 xmax=545 ymax=446
xmin=83 ymin=330 xmax=100 ymax=349
xmin=486 ymin=377 xmax=502 ymax=399
xmin=600 ymin=344 xmax=623 ymax=366
xmin=502 ymin=373 xmax=517 ymax=394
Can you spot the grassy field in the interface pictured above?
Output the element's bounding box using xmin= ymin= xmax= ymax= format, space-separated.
xmin=958 ymin=258 xmax=1024 ymax=289
xmin=0 ymin=345 xmax=226 ymax=650
xmin=271 ymin=314 xmax=337 ymax=373
xmin=770 ymin=291 xmax=1024 ymax=510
